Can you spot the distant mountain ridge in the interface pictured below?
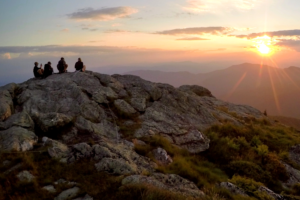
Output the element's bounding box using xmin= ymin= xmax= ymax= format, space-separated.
xmin=127 ymin=63 xmax=300 ymax=118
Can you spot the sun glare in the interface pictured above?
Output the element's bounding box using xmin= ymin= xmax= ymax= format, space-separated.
xmin=253 ymin=35 xmax=273 ymax=55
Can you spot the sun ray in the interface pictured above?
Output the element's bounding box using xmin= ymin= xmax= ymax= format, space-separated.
xmin=266 ymin=65 xmax=281 ymax=113
xmin=225 ymin=72 xmax=247 ymax=100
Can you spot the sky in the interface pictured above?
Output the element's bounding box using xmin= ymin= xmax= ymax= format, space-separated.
xmin=1 ymin=0 xmax=300 ymax=85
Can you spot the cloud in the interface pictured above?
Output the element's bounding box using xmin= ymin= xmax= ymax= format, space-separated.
xmin=183 ymin=0 xmax=261 ymax=13
xmin=2 ymin=53 xmax=11 ymax=59
xmin=68 ymin=7 xmax=138 ymax=21
xmin=233 ymin=29 xmax=300 ymax=39
xmin=156 ymin=27 xmax=235 ymax=36
xmin=176 ymin=37 xmax=210 ymax=41
xmin=112 ymin=23 xmax=122 ymax=27
xmin=82 ymin=28 xmax=98 ymax=32
xmin=61 ymin=28 xmax=69 ymax=32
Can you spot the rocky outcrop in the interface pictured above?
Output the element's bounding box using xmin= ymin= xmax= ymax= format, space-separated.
xmin=42 ymin=185 xmax=57 ymax=193
xmin=219 ymin=182 xmax=248 ymax=196
xmin=0 ymin=72 xmax=263 ymax=154
xmin=179 ymin=85 xmax=214 ymax=98
xmin=0 ymin=83 xmax=17 ymax=121
xmin=258 ymin=186 xmax=284 ymax=200
xmin=0 ymin=127 xmax=37 ymax=151
xmin=17 ymin=170 xmax=35 ymax=182
xmin=122 ymin=173 xmax=204 ymax=198
xmin=45 ymin=137 xmax=155 ymax=175
xmin=152 ymin=147 xmax=173 ymax=166
xmin=54 ymin=187 xmax=80 ymax=200
xmin=282 ymin=162 xmax=300 ymax=187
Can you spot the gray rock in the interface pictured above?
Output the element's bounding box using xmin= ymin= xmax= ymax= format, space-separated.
xmin=179 ymin=85 xmax=214 ymax=97
xmin=114 ymin=99 xmax=136 ymax=116
xmin=219 ymin=182 xmax=248 ymax=196
xmin=73 ymin=194 xmax=93 ymax=200
xmin=289 ymin=144 xmax=300 ymax=166
xmin=92 ymin=86 xmax=118 ymax=104
xmin=258 ymin=186 xmax=284 ymax=200
xmin=17 ymin=170 xmax=35 ymax=182
xmin=0 ymin=89 xmax=13 ymax=121
xmin=0 ymin=127 xmax=37 ymax=152
xmin=1 ymin=72 xmax=264 ymax=156
xmin=42 ymin=185 xmax=57 ymax=193
xmin=282 ymin=162 xmax=300 ymax=187
xmin=1 ymin=112 xmax=34 ymax=131
xmin=152 ymin=147 xmax=173 ymax=166
xmin=4 ymin=163 xmax=22 ymax=175
xmin=36 ymin=112 xmax=74 ymax=132
xmin=130 ymin=98 xmax=146 ymax=112
xmin=122 ymin=173 xmax=204 ymax=198
xmin=68 ymin=143 xmax=92 ymax=163
xmin=55 ymin=187 xmax=80 ymax=200
xmin=44 ymin=137 xmax=70 ymax=162
xmin=95 ymin=158 xmax=136 ymax=175
xmin=54 ymin=179 xmax=77 ymax=186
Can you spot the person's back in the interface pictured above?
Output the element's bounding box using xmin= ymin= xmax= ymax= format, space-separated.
xmin=57 ymin=57 xmax=68 ymax=73
xmin=75 ymin=58 xmax=86 ymax=72
xmin=33 ymin=62 xmax=43 ymax=78
xmin=44 ymin=62 xmax=53 ymax=78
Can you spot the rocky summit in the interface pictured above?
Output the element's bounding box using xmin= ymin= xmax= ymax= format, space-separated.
xmin=1 ymin=71 xmax=300 ymax=200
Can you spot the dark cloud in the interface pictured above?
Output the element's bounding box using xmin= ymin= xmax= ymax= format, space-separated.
xmin=155 ymin=27 xmax=235 ymax=36
xmin=68 ymin=7 xmax=138 ymax=21
xmin=277 ymin=39 xmax=300 ymax=51
xmin=176 ymin=37 xmax=210 ymax=41
xmin=233 ymin=29 xmax=300 ymax=39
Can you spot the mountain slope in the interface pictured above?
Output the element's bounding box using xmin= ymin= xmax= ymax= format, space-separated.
xmin=127 ymin=63 xmax=300 ymax=118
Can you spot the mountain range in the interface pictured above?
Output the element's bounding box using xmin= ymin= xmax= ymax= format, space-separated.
xmin=127 ymin=63 xmax=300 ymax=119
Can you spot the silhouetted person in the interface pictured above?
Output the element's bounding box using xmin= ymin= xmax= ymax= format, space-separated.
xmin=44 ymin=62 xmax=53 ymax=78
xmin=33 ymin=62 xmax=44 ymax=78
xmin=75 ymin=58 xmax=86 ymax=72
xmin=57 ymin=57 xmax=68 ymax=73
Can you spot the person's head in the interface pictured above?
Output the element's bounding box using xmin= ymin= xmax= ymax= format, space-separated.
xmin=61 ymin=57 xmax=64 ymax=60
xmin=34 ymin=62 xmax=38 ymax=66
xmin=78 ymin=58 xmax=81 ymax=62
xmin=48 ymin=62 xmax=51 ymax=65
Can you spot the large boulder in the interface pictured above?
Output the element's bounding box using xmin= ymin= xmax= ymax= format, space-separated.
xmin=219 ymin=182 xmax=248 ymax=197
xmin=122 ymin=173 xmax=204 ymax=198
xmin=282 ymin=162 xmax=300 ymax=187
xmin=257 ymin=186 xmax=284 ymax=200
xmin=54 ymin=187 xmax=80 ymax=200
xmin=114 ymin=99 xmax=136 ymax=116
xmin=0 ymin=127 xmax=37 ymax=152
xmin=0 ymin=89 xmax=13 ymax=121
xmin=0 ymin=112 xmax=34 ymax=131
xmin=17 ymin=170 xmax=35 ymax=182
xmin=179 ymin=85 xmax=214 ymax=97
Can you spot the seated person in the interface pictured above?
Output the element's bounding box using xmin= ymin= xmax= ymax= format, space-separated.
xmin=75 ymin=58 xmax=86 ymax=72
xmin=43 ymin=62 xmax=53 ymax=78
xmin=33 ymin=62 xmax=44 ymax=78
xmin=57 ymin=57 xmax=68 ymax=73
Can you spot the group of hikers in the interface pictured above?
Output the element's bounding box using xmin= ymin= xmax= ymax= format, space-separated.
xmin=33 ymin=57 xmax=86 ymax=78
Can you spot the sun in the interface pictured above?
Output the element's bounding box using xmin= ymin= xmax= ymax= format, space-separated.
xmin=252 ymin=35 xmax=273 ymax=55
xmin=258 ymin=43 xmax=270 ymax=54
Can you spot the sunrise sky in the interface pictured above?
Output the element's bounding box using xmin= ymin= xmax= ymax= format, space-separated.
xmin=1 ymin=0 xmax=300 ymax=84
